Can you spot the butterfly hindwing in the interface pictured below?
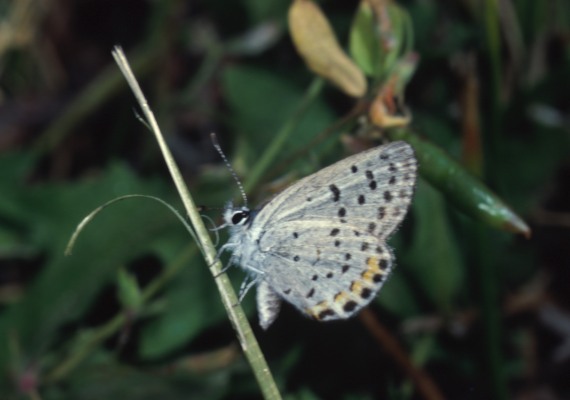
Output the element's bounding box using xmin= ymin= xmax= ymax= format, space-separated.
xmin=260 ymin=232 xmax=393 ymax=321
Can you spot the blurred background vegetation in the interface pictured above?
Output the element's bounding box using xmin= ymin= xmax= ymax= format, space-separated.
xmin=0 ymin=0 xmax=569 ymax=399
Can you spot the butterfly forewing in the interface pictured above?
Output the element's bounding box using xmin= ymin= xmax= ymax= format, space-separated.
xmin=253 ymin=142 xmax=416 ymax=238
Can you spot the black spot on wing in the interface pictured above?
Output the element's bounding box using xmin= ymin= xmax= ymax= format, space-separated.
xmin=329 ymin=184 xmax=340 ymax=201
xmin=318 ymin=309 xmax=336 ymax=320
xmin=343 ymin=301 xmax=358 ymax=312
xmin=378 ymin=207 xmax=386 ymax=220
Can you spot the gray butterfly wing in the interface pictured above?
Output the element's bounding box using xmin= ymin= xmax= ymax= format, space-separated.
xmin=253 ymin=141 xmax=417 ymax=324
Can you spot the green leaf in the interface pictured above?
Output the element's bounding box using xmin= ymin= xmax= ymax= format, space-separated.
xmin=387 ymin=128 xmax=530 ymax=236
xmin=349 ymin=2 xmax=381 ymax=77
xmin=117 ymin=269 xmax=143 ymax=312
xmin=404 ymin=180 xmax=464 ymax=313
xmin=349 ymin=3 xmax=414 ymax=80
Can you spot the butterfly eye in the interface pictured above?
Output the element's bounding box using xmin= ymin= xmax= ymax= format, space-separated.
xmin=231 ymin=210 xmax=250 ymax=225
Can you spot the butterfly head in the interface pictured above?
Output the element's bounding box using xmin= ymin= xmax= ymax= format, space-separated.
xmin=223 ymin=203 xmax=251 ymax=228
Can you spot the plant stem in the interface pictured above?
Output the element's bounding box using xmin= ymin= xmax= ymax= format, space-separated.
xmin=244 ymin=77 xmax=325 ymax=194
xmin=111 ymin=47 xmax=282 ymax=400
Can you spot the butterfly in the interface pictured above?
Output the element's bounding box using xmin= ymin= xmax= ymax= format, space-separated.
xmin=218 ymin=141 xmax=417 ymax=329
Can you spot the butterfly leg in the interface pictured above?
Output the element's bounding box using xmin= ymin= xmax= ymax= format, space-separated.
xmin=209 ymin=242 xmax=237 ymax=273
xmin=213 ymin=259 xmax=236 ymax=278
xmin=237 ymin=273 xmax=262 ymax=303
xmin=214 ymin=242 xmax=235 ymax=260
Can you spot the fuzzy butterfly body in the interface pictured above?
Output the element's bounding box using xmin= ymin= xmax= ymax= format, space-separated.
xmin=222 ymin=141 xmax=417 ymax=329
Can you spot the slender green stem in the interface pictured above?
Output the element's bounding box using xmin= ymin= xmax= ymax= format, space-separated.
xmin=44 ymin=313 xmax=125 ymax=383
xmin=44 ymin=245 xmax=197 ymax=384
xmin=267 ymin=101 xmax=366 ymax=182
xmin=244 ymin=77 xmax=325 ymax=194
xmin=481 ymin=3 xmax=508 ymax=397
xmin=474 ymin=226 xmax=508 ymax=400
xmin=111 ymin=47 xmax=282 ymax=400
xmin=483 ymin=0 xmax=502 ymax=148
xmin=177 ymin=44 xmax=224 ymax=106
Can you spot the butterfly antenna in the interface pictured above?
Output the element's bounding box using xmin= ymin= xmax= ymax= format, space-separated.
xmin=210 ymin=133 xmax=248 ymax=207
